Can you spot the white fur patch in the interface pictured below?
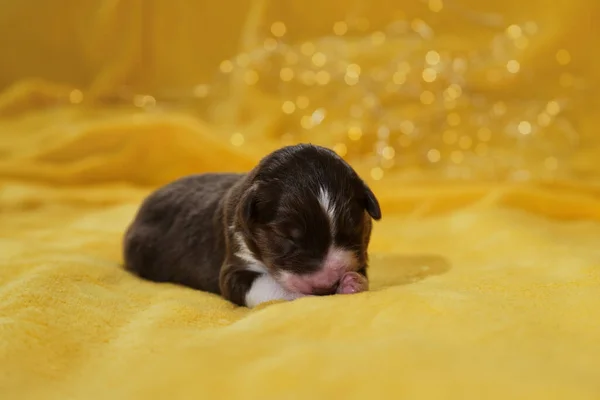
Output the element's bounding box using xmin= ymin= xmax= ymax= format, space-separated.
xmin=318 ymin=186 xmax=337 ymax=233
xmin=245 ymin=273 xmax=300 ymax=308
xmin=234 ymin=232 xmax=267 ymax=273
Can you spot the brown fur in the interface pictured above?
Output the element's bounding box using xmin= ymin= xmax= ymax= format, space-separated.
xmin=122 ymin=144 xmax=381 ymax=306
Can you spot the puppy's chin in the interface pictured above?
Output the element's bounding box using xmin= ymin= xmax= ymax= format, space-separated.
xmin=274 ymin=247 xmax=359 ymax=296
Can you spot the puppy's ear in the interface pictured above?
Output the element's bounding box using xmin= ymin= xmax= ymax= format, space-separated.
xmin=239 ymin=183 xmax=279 ymax=227
xmin=363 ymin=182 xmax=381 ymax=221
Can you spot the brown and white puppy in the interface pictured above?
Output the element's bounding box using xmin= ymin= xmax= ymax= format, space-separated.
xmin=123 ymin=143 xmax=381 ymax=308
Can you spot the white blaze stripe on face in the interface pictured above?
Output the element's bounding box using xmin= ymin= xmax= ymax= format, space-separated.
xmin=318 ymin=186 xmax=337 ymax=234
xmin=245 ymin=273 xmax=301 ymax=308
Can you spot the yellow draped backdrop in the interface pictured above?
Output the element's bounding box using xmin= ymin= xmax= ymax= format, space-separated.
xmin=1 ymin=0 xmax=600 ymax=399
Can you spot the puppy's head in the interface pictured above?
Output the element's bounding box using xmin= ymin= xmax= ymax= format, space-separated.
xmin=235 ymin=144 xmax=381 ymax=295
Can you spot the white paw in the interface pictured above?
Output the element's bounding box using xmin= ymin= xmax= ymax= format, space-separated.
xmin=245 ymin=274 xmax=303 ymax=308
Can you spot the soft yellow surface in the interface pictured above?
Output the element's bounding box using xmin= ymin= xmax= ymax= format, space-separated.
xmin=2 ymin=1 xmax=600 ymax=399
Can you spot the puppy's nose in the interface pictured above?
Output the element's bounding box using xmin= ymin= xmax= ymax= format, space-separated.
xmin=311 ymin=283 xmax=338 ymax=296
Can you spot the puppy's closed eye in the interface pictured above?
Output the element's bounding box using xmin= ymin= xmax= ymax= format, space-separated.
xmin=274 ymin=227 xmax=303 ymax=254
xmin=279 ymin=238 xmax=298 ymax=254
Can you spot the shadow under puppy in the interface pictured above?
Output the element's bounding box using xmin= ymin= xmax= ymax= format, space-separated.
xmin=123 ymin=143 xmax=382 ymax=308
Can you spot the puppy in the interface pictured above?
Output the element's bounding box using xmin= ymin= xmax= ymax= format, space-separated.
xmin=123 ymin=143 xmax=381 ymax=308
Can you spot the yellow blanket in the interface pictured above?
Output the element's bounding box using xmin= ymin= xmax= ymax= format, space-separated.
xmin=2 ymin=1 xmax=600 ymax=399
xmin=2 ymin=97 xmax=600 ymax=399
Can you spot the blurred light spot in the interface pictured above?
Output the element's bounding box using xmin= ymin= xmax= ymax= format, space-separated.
xmin=428 ymin=0 xmax=443 ymax=12
xmin=370 ymin=167 xmax=384 ymax=180
xmin=556 ymin=49 xmax=571 ymax=65
xmin=506 ymin=24 xmax=522 ymax=39
xmin=427 ymin=149 xmax=441 ymax=162
xmin=236 ymin=53 xmax=250 ymax=67
xmin=507 ymin=60 xmax=520 ymax=73
xmin=514 ymin=36 xmax=529 ymax=49
xmin=493 ymin=101 xmax=507 ymax=116
xmin=220 ymin=60 xmax=234 ymax=73
xmin=411 ymin=18 xmax=433 ymax=39
xmin=311 ymin=108 xmax=326 ymax=124
xmin=296 ymin=96 xmax=310 ymax=109
xmin=420 ymin=90 xmax=435 ymax=104
xmin=282 ymin=101 xmax=296 ymax=114
xmin=452 ymin=58 xmax=467 ymax=73
xmin=333 ymin=21 xmax=348 ymax=36
xmin=425 ymin=50 xmax=441 ymax=65
xmin=315 ymin=71 xmax=331 ymax=85
xmin=69 ymin=89 xmax=83 ymax=104
xmin=458 ymin=135 xmax=473 ymax=149
xmin=524 ymin=21 xmax=538 ymax=35
xmin=537 ymin=113 xmax=552 ymax=127
xmin=444 ymin=83 xmax=462 ymax=99
xmin=518 ymin=121 xmax=532 ymax=135
xmin=244 ymin=70 xmax=259 ymax=85
xmin=333 ymin=143 xmax=347 ymax=156
xmin=544 ymin=157 xmax=558 ymax=170
xmin=134 ymin=95 xmax=155 ymax=107
xmin=546 ymin=101 xmax=561 ymax=116
xmin=271 ymin=22 xmax=286 ymax=37
xmin=345 ymin=76 xmax=359 ymax=85
xmin=193 ymin=84 xmax=210 ymax=97
xmin=393 ymin=72 xmax=407 ymax=84
xmin=348 ymin=126 xmax=363 ymax=141
xmin=422 ymin=68 xmax=437 ymax=82
xmin=400 ymin=120 xmax=415 ymax=135
xmin=382 ymin=146 xmax=395 ymax=160
xmin=377 ymin=125 xmax=390 ymax=139
xmin=301 ymin=42 xmax=316 ymax=56
xmin=398 ymin=61 xmax=411 ymax=73
xmin=280 ymin=68 xmax=294 ymax=81
xmin=450 ymin=150 xmax=464 ymax=164
xmin=230 ymin=133 xmax=244 ymax=146
xmin=300 ymin=116 xmax=313 ymax=129
xmin=451 ymin=150 xmax=464 ymax=164
xmin=312 ymin=52 xmax=327 ymax=67
xmin=371 ymin=31 xmax=386 ymax=45
xmin=362 ymin=95 xmax=378 ymax=109
xmin=346 ymin=64 xmax=361 ymax=78
xmin=381 ymin=159 xmax=395 ymax=169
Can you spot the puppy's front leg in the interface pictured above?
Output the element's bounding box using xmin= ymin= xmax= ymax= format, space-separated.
xmin=220 ymin=265 xmax=303 ymax=308
xmin=336 ymin=270 xmax=369 ymax=295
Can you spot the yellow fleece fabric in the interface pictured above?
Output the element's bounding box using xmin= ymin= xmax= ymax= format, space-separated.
xmin=1 ymin=1 xmax=600 ymax=399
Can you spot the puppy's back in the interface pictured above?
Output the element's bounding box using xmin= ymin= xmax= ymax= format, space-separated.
xmin=123 ymin=173 xmax=244 ymax=293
